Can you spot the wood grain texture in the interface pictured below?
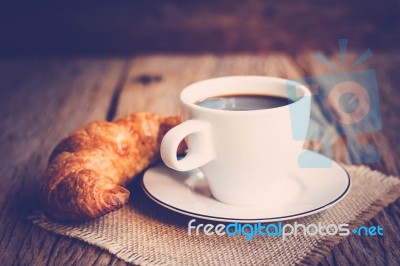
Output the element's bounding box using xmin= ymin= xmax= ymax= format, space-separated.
xmin=0 ymin=58 xmax=129 ymax=265
xmin=293 ymin=52 xmax=400 ymax=266
xmin=0 ymin=54 xmax=399 ymax=265
xmin=115 ymin=54 xmax=302 ymax=119
xmin=295 ymin=52 xmax=399 ymax=175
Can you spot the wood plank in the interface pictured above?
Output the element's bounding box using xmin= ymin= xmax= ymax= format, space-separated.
xmin=319 ymin=199 xmax=400 ymax=266
xmin=295 ymin=52 xmax=399 ymax=175
xmin=0 ymin=54 xmax=398 ymax=265
xmin=115 ymin=53 xmax=302 ymax=118
xmin=294 ymin=52 xmax=400 ymax=265
xmin=115 ymin=55 xmax=216 ymax=118
xmin=0 ymin=58 xmax=130 ymax=266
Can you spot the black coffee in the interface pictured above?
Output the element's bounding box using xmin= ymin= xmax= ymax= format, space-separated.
xmin=195 ymin=94 xmax=293 ymax=111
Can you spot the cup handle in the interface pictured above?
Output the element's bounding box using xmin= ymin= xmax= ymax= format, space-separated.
xmin=161 ymin=119 xmax=215 ymax=171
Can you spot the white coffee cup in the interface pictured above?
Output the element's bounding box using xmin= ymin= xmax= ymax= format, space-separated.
xmin=161 ymin=76 xmax=311 ymax=205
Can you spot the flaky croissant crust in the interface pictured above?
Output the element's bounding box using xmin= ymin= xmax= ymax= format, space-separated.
xmin=40 ymin=112 xmax=182 ymax=222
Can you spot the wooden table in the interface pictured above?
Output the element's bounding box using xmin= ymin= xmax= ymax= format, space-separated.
xmin=1 ymin=53 xmax=399 ymax=265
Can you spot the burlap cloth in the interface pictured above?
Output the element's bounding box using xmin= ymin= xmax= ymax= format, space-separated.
xmin=30 ymin=165 xmax=400 ymax=265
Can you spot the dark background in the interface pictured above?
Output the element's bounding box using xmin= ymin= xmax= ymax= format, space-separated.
xmin=0 ymin=0 xmax=399 ymax=57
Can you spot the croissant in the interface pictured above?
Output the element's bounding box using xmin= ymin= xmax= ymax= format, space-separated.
xmin=40 ymin=112 xmax=184 ymax=222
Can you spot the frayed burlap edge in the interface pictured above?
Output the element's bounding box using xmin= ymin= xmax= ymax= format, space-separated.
xmin=29 ymin=165 xmax=400 ymax=266
xmin=297 ymin=166 xmax=400 ymax=266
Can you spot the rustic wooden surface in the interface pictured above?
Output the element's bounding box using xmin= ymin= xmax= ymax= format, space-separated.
xmin=0 ymin=54 xmax=399 ymax=265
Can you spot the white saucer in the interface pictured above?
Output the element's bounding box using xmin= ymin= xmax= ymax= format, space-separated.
xmin=142 ymin=151 xmax=351 ymax=222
